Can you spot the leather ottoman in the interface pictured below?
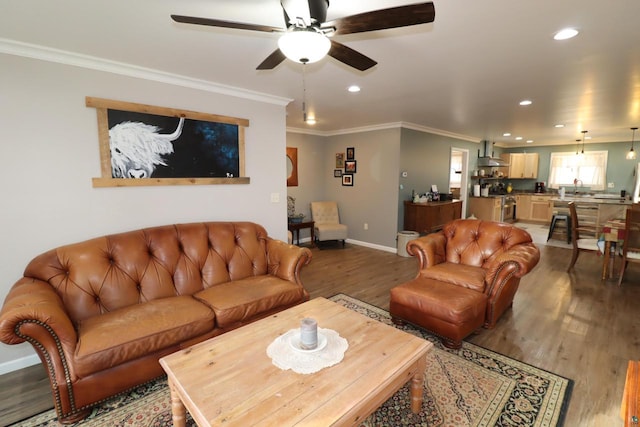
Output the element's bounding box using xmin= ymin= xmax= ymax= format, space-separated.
xmin=390 ymin=278 xmax=488 ymax=349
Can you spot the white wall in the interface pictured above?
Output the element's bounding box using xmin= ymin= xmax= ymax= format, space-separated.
xmin=0 ymin=54 xmax=289 ymax=372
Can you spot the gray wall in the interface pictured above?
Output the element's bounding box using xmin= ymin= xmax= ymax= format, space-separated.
xmin=288 ymin=127 xmax=480 ymax=249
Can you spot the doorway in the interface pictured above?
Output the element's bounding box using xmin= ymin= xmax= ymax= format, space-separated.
xmin=449 ymin=148 xmax=469 ymax=218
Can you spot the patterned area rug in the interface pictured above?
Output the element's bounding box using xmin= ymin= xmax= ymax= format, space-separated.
xmin=11 ymin=294 xmax=572 ymax=427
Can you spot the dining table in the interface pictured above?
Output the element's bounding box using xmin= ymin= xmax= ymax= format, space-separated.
xmin=597 ymin=218 xmax=626 ymax=280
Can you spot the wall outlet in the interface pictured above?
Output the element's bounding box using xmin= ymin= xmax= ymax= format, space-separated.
xmin=364 ymin=223 xmax=369 ymax=230
xmin=608 ymin=182 xmax=615 ymax=188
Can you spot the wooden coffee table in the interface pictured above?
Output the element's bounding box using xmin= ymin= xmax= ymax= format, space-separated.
xmin=159 ymin=297 xmax=432 ymax=426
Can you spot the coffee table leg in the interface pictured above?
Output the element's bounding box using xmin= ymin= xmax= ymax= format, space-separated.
xmin=168 ymin=378 xmax=187 ymax=427
xmin=410 ymin=356 xmax=426 ymax=414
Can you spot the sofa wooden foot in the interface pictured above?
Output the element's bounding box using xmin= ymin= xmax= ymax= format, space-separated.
xmin=58 ymin=408 xmax=91 ymax=424
xmin=441 ymin=337 xmax=462 ymax=349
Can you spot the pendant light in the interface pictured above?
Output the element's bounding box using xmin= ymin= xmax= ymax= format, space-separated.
xmin=575 ymin=139 xmax=581 ymax=155
xmin=581 ymin=130 xmax=587 ymax=154
xmin=627 ymin=127 xmax=638 ymax=160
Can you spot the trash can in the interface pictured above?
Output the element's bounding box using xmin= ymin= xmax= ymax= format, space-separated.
xmin=397 ymin=231 xmax=419 ymax=257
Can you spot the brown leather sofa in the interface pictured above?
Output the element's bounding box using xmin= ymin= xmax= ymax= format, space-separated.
xmin=390 ymin=219 xmax=540 ymax=348
xmin=0 ymin=221 xmax=312 ymax=423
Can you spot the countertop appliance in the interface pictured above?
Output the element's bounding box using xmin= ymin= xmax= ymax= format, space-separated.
xmin=535 ymin=182 xmax=546 ymax=193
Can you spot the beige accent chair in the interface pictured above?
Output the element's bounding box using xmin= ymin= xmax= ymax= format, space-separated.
xmin=310 ymin=201 xmax=348 ymax=246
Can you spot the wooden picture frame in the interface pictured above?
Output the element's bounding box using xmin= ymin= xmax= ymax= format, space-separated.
xmin=342 ymin=174 xmax=354 ymax=186
xmin=345 ymin=160 xmax=357 ymax=174
xmin=86 ymin=97 xmax=250 ymax=187
xmin=346 ymin=147 xmax=355 ymax=160
xmin=336 ymin=152 xmax=345 ymax=168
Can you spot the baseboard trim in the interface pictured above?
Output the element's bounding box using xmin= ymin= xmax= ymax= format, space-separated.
xmin=346 ymin=239 xmax=397 ymax=253
xmin=0 ymin=353 xmax=40 ymax=375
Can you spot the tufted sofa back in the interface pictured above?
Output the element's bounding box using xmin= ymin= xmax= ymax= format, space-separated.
xmin=441 ymin=219 xmax=534 ymax=268
xmin=24 ymin=222 xmax=271 ymax=325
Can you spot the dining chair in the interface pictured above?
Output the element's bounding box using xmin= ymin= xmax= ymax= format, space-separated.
xmin=567 ymin=201 xmax=600 ymax=272
xmin=618 ymin=206 xmax=640 ymax=285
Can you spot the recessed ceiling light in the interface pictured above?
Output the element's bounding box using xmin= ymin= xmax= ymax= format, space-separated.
xmin=555 ymin=124 xmax=565 ymax=128
xmin=554 ymin=28 xmax=579 ymax=41
xmin=503 ymin=132 xmax=511 ymax=137
xmin=305 ymin=117 xmax=316 ymax=125
xmin=515 ymin=136 xmax=523 ymax=140
xmin=347 ymin=85 xmax=361 ymax=93
xmin=519 ymin=100 xmax=532 ymax=106
xmin=526 ymin=140 xmax=533 ymax=144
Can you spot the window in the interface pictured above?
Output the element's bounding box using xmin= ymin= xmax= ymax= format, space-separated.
xmin=548 ymin=151 xmax=608 ymax=190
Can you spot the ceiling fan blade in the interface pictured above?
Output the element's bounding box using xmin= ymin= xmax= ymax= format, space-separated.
xmin=280 ymin=0 xmax=312 ymax=26
xmin=256 ymin=49 xmax=287 ymax=70
xmin=328 ymin=40 xmax=377 ymax=71
xmin=171 ymin=15 xmax=284 ymax=33
xmin=323 ymin=2 xmax=435 ymax=36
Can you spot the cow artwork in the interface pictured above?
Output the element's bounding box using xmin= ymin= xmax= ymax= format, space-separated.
xmin=109 ymin=117 xmax=185 ymax=178
xmin=88 ymin=97 xmax=248 ymax=187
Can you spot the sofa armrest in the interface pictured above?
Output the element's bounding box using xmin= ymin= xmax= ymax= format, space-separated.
xmin=0 ymin=278 xmax=79 ymax=383
xmin=266 ymin=238 xmax=313 ymax=287
xmin=484 ymin=243 xmax=541 ymax=285
xmin=406 ymin=232 xmax=447 ymax=270
xmin=0 ymin=278 xmax=77 ymax=346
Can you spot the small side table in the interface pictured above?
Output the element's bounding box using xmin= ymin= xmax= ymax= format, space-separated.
xmin=288 ymin=221 xmax=315 ymax=247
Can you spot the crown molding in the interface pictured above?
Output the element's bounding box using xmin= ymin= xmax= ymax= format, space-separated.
xmin=287 ymin=121 xmax=480 ymax=142
xmin=0 ymin=38 xmax=291 ymax=106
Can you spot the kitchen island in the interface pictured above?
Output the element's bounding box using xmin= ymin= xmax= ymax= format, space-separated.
xmin=551 ymin=195 xmax=631 ymax=239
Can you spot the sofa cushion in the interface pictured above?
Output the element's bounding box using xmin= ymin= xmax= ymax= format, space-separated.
xmin=419 ymin=262 xmax=486 ymax=292
xmin=74 ymin=296 xmax=215 ymax=378
xmin=194 ymin=276 xmax=306 ymax=328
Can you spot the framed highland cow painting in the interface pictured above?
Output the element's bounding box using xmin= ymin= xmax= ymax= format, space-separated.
xmin=86 ymin=97 xmax=250 ymax=187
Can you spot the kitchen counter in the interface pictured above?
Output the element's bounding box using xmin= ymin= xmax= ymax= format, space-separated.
xmin=551 ymin=196 xmax=632 ymax=205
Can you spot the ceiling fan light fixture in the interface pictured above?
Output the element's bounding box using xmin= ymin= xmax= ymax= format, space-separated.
xmin=627 ymin=127 xmax=638 ymax=160
xmin=278 ymin=30 xmax=331 ymax=64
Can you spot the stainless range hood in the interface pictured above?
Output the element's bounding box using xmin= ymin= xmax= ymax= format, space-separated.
xmin=477 ymin=141 xmax=509 ymax=167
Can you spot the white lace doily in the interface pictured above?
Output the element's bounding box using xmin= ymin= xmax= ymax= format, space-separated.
xmin=266 ymin=328 xmax=349 ymax=374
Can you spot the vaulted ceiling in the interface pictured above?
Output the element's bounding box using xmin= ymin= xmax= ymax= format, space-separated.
xmin=2 ymin=0 xmax=639 ymax=146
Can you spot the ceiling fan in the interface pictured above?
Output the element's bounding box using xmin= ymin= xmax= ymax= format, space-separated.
xmin=171 ymin=0 xmax=435 ymax=71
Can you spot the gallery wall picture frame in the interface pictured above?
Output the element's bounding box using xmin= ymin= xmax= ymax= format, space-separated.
xmin=342 ymin=174 xmax=354 ymax=186
xmin=346 ymin=147 xmax=355 ymax=160
xmin=344 ymin=160 xmax=357 ymax=173
xmin=336 ymin=152 xmax=345 ymax=168
xmin=86 ymin=97 xmax=250 ymax=187
xmin=334 ymin=169 xmax=342 ymax=177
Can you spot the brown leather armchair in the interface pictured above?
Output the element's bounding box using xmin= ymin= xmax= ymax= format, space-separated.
xmin=390 ymin=219 xmax=540 ymax=348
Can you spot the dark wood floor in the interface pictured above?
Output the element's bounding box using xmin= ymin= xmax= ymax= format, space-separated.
xmin=2 ymin=236 xmax=638 ymax=426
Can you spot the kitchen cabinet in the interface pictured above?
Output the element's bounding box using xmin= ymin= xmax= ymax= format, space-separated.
xmin=529 ymin=195 xmax=553 ymax=222
xmin=468 ymin=197 xmax=502 ymax=222
xmin=501 ymin=153 xmax=539 ymax=179
xmin=515 ymin=195 xmax=531 ymax=220
xmin=514 ymin=194 xmax=553 ymax=222
xmin=404 ymin=200 xmax=463 ymax=234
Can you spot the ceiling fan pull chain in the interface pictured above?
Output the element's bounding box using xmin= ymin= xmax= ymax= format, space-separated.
xmin=302 ymin=63 xmax=307 ymax=122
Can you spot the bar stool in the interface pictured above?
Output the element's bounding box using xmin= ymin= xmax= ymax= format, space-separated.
xmin=547 ymin=213 xmax=571 ymax=243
